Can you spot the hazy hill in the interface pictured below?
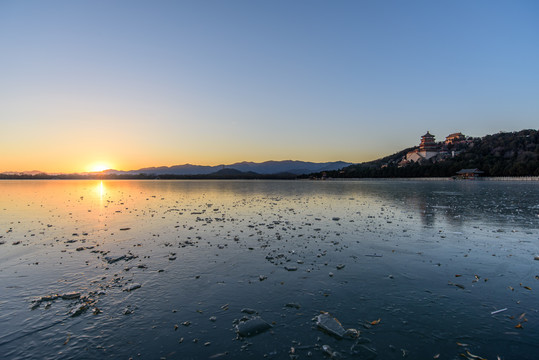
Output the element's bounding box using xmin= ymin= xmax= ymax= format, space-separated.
xmin=105 ymin=160 xmax=351 ymax=176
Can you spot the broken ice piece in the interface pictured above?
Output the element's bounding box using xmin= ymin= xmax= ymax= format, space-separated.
xmin=236 ymin=317 xmax=272 ymax=337
xmin=123 ymin=283 xmax=141 ymax=292
xmin=104 ymin=255 xmax=126 ymax=263
xmin=69 ymin=303 xmax=88 ymax=317
xmin=61 ymin=292 xmax=81 ymax=300
xmin=35 ymin=294 xmax=59 ymax=303
xmin=285 ymin=303 xmax=301 ymax=309
xmin=316 ymin=312 xmax=346 ymax=338
xmin=322 ymin=344 xmax=339 ymax=358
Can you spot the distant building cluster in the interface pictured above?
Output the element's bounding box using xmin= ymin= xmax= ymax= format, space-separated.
xmin=398 ymin=131 xmax=470 ymax=167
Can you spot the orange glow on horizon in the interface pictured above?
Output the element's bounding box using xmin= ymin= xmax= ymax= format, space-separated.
xmin=88 ymin=162 xmax=113 ymax=173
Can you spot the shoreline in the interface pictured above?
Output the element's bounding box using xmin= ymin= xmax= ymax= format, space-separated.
xmin=1 ymin=176 xmax=539 ymax=181
xmin=319 ymin=176 xmax=539 ymax=181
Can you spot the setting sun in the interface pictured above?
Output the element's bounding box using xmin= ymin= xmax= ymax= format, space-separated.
xmin=88 ymin=162 xmax=112 ymax=173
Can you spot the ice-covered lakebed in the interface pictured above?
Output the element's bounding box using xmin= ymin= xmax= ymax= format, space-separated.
xmin=0 ymin=179 xmax=538 ymax=359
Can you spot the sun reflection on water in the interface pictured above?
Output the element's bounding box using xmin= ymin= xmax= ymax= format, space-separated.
xmin=97 ymin=181 xmax=104 ymax=198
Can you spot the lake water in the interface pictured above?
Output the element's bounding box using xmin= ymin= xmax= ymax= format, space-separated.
xmin=0 ymin=179 xmax=538 ymax=359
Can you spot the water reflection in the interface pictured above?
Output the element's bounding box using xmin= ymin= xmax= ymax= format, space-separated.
xmin=0 ymin=180 xmax=538 ymax=360
xmin=0 ymin=180 xmax=537 ymax=240
xmin=96 ymin=181 xmax=104 ymax=200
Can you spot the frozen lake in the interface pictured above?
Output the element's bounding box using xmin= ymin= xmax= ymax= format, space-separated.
xmin=0 ymin=179 xmax=538 ymax=359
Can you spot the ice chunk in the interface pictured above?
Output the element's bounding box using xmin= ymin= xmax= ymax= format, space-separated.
xmin=70 ymin=303 xmax=88 ymax=317
xmin=123 ymin=283 xmax=141 ymax=292
xmin=61 ymin=292 xmax=81 ymax=300
xmin=236 ymin=317 xmax=272 ymax=337
xmin=316 ymin=312 xmax=346 ymax=338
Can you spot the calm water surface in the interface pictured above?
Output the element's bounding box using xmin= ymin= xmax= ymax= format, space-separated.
xmin=0 ymin=180 xmax=538 ymax=359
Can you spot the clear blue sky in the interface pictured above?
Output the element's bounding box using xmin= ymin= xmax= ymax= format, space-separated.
xmin=1 ymin=0 xmax=538 ymax=172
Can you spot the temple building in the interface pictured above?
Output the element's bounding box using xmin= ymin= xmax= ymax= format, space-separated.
xmin=445 ymin=132 xmax=465 ymax=144
xmin=401 ymin=131 xmax=439 ymax=164
xmin=420 ymin=131 xmax=438 ymax=152
xmin=455 ymin=168 xmax=484 ymax=179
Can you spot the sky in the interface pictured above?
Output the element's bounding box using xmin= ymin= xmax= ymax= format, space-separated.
xmin=1 ymin=0 xmax=538 ymax=173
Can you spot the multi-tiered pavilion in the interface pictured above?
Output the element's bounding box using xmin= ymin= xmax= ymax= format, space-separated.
xmin=402 ymin=131 xmax=440 ymax=164
xmin=420 ymin=131 xmax=438 ymax=152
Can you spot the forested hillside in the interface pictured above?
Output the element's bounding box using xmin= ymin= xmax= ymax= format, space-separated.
xmin=307 ymin=129 xmax=539 ymax=178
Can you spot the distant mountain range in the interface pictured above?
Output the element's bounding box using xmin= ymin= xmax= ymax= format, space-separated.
xmin=103 ymin=160 xmax=352 ymax=176
xmin=4 ymin=129 xmax=538 ymax=179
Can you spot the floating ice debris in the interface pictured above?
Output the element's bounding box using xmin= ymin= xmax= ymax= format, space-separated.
xmin=336 ymin=264 xmax=345 ymax=270
xmin=104 ymin=254 xmax=136 ymax=264
xmin=259 ymin=275 xmax=267 ymax=281
xmin=123 ymin=283 xmax=141 ymax=292
xmin=69 ymin=303 xmax=88 ymax=317
xmin=30 ymin=302 xmax=40 ymax=310
xmin=490 ymin=308 xmax=508 ymax=315
xmin=285 ymin=303 xmax=301 ymax=309
xmin=209 ymin=316 xmax=217 ymax=322
xmin=209 ymin=351 xmax=228 ymax=359
xmin=462 ymin=350 xmax=487 ymax=360
xmin=448 ymin=282 xmax=466 ymax=289
xmin=236 ymin=317 xmax=272 ymax=337
xmin=35 ymin=294 xmax=59 ymax=303
xmin=61 ymin=292 xmax=81 ymax=300
xmin=104 ymin=255 xmax=126 ymax=263
xmin=123 ymin=306 xmax=134 ymax=315
xmin=316 ymin=312 xmax=347 ymax=338
xmin=350 ymin=342 xmax=377 ymax=359
xmin=322 ymin=345 xmax=340 ymax=358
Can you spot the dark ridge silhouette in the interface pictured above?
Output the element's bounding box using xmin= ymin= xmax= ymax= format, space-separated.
xmin=303 ymin=129 xmax=539 ymax=178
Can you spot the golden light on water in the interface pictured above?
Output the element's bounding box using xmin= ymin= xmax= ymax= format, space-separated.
xmin=97 ymin=181 xmax=104 ymax=199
